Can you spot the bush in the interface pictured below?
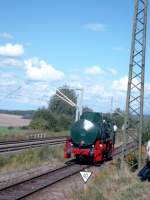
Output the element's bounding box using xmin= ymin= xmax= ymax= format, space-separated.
xmin=57 ymin=114 xmax=72 ymax=130
xmin=8 ymin=126 xmax=14 ymax=130
xmin=21 ymin=126 xmax=28 ymax=130
xmin=125 ymin=153 xmax=138 ymax=171
xmin=30 ymin=117 xmax=49 ymax=130
xmin=30 ymin=109 xmax=58 ymax=130
xmin=30 ymin=107 xmax=72 ymax=131
xmin=54 ymin=127 xmax=63 ymax=132
xmin=47 ymin=113 xmax=57 ymax=129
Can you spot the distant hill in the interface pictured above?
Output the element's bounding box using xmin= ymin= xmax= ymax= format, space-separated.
xmin=0 ymin=110 xmax=35 ymax=119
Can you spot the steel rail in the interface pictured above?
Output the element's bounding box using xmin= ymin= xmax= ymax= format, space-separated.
xmin=0 ymin=137 xmax=66 ymax=154
xmin=0 ymin=164 xmax=89 ymax=200
xmin=0 ymin=136 xmax=67 ymax=145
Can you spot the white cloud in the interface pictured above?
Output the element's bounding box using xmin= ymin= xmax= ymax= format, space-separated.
xmin=0 ymin=58 xmax=22 ymax=67
xmin=24 ymin=58 xmax=64 ymax=81
xmin=0 ymin=32 xmax=13 ymax=39
xmin=85 ymin=65 xmax=104 ymax=75
xmin=12 ymin=82 xmax=56 ymax=107
xmin=112 ymin=76 xmax=128 ymax=91
xmin=87 ymin=84 xmax=105 ymax=96
xmin=112 ymin=75 xmax=145 ymax=94
xmin=0 ymin=43 xmax=24 ymax=57
xmin=144 ymin=83 xmax=150 ymax=95
xmin=108 ymin=68 xmax=118 ymax=75
xmin=84 ymin=23 xmax=106 ymax=32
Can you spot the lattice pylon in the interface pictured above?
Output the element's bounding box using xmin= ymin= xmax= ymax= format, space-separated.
xmin=123 ymin=0 xmax=148 ymax=168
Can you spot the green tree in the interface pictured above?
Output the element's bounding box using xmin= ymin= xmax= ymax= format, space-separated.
xmin=30 ymin=85 xmax=93 ymax=131
xmin=48 ymin=85 xmax=77 ymax=120
xmin=30 ymin=86 xmax=77 ymax=130
xmin=30 ymin=117 xmax=49 ymax=130
xmin=83 ymin=106 xmax=93 ymax=113
xmin=30 ymin=108 xmax=57 ymax=130
xmin=57 ymin=114 xmax=71 ymax=130
xmin=112 ymin=108 xmax=124 ymax=129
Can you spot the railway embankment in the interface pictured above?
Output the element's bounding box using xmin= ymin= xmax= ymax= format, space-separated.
xmin=0 ymin=144 xmax=65 ymax=175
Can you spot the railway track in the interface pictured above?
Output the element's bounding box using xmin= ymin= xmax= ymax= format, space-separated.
xmin=0 ymin=136 xmax=66 ymax=145
xmin=0 ymin=136 xmax=66 ymax=154
xmin=114 ymin=141 xmax=138 ymax=156
xmin=0 ymin=164 xmax=89 ymax=200
xmin=0 ymin=141 xmax=138 ymax=200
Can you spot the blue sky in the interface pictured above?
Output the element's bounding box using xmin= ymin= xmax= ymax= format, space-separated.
xmin=0 ymin=0 xmax=150 ymax=113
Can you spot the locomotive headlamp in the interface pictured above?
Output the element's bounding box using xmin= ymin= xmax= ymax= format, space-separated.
xmin=83 ymin=120 xmax=94 ymax=131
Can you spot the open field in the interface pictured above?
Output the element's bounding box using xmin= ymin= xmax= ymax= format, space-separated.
xmin=0 ymin=114 xmax=31 ymax=127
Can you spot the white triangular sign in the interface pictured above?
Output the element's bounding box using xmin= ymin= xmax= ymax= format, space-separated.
xmin=80 ymin=171 xmax=92 ymax=183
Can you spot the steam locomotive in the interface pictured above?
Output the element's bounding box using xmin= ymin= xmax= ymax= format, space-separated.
xmin=64 ymin=112 xmax=116 ymax=163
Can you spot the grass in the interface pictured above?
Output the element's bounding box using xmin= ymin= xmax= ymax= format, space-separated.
xmin=0 ymin=127 xmax=25 ymax=140
xmin=46 ymin=130 xmax=69 ymax=137
xmin=0 ymin=126 xmax=68 ymax=174
xmin=0 ymin=126 xmax=69 ymax=141
xmin=115 ymin=129 xmax=123 ymax=145
xmin=71 ymin=147 xmax=149 ymax=200
xmin=0 ymin=144 xmax=65 ymax=174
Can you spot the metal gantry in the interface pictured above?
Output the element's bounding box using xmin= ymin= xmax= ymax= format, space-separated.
xmin=123 ymin=0 xmax=148 ymax=168
xmin=56 ymin=88 xmax=84 ymax=121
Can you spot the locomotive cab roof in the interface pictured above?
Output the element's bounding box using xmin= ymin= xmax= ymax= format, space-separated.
xmin=80 ymin=112 xmax=113 ymax=125
xmin=80 ymin=112 xmax=103 ymax=124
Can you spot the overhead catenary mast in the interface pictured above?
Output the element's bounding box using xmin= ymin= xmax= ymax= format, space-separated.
xmin=122 ymin=0 xmax=148 ymax=169
xmin=56 ymin=88 xmax=83 ymax=121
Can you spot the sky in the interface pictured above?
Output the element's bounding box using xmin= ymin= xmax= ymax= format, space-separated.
xmin=0 ymin=0 xmax=150 ymax=113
